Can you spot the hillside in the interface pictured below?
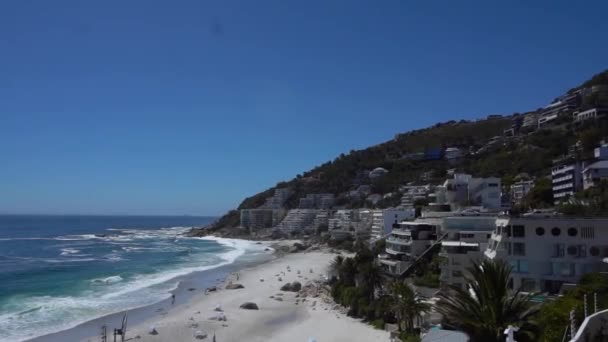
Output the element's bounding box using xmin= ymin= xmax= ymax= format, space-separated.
xmin=205 ymin=69 xmax=608 ymax=233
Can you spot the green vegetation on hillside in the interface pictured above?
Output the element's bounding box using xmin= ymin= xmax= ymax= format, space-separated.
xmin=204 ymin=69 xmax=608 ymax=231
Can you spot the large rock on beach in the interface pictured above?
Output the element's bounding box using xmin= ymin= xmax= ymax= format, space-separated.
xmin=239 ymin=302 xmax=259 ymax=310
xmin=225 ymin=283 xmax=244 ymax=289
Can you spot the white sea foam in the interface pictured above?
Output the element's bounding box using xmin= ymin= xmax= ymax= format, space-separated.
xmin=91 ymin=275 xmax=123 ymax=285
xmin=0 ymin=234 xmax=263 ymax=342
xmin=59 ymin=248 xmax=80 ymax=256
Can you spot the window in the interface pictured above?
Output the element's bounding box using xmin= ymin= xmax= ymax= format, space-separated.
xmin=512 ymin=225 xmax=525 ymax=238
xmin=568 ymin=227 xmax=578 ymax=237
xmin=553 ymin=244 xmax=565 ymax=257
xmin=590 ymin=246 xmax=600 ymax=257
xmin=567 ymin=245 xmax=577 ymax=256
xmin=521 ymin=278 xmax=537 ymax=292
xmin=518 ymin=260 xmax=529 ymax=273
xmin=513 ymin=243 xmax=526 ymax=256
xmin=536 ymin=227 xmax=545 ymax=236
xmin=577 ymin=245 xmax=587 ymax=258
xmin=552 ymin=227 xmax=561 ymax=236
xmin=582 ymin=227 xmax=595 ymax=239
xmin=505 ymin=242 xmax=512 ymax=255
xmin=505 ymin=225 xmax=512 ymax=237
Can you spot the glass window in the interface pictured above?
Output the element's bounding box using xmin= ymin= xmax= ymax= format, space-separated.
xmin=590 ymin=246 xmax=600 ymax=256
xmin=518 ymin=260 xmax=529 ymax=273
xmin=552 ymin=227 xmax=561 ymax=236
xmin=512 ymin=225 xmax=525 ymax=237
xmin=568 ymin=227 xmax=578 ymax=237
xmin=536 ymin=227 xmax=545 ymax=236
xmin=513 ymin=242 xmax=526 ymax=256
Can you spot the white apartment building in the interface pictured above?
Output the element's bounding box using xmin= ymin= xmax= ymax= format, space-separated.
xmin=484 ymin=216 xmax=608 ymax=293
xmin=262 ymin=188 xmax=292 ymax=209
xmin=240 ymin=209 xmax=277 ymax=232
xmin=400 ymin=185 xmax=432 ymax=208
xmin=379 ymin=218 xmax=442 ymax=277
xmin=370 ymin=208 xmax=416 ymax=240
xmin=444 ymin=147 xmax=462 ymax=163
xmin=582 ymin=160 xmax=608 ymax=189
xmin=573 ymin=108 xmax=607 ymax=123
xmin=435 ymin=174 xmax=501 ymax=210
xmin=276 ymin=209 xmax=319 ymax=234
xmin=552 ymin=160 xmax=583 ymax=204
xmin=510 ymin=180 xmax=534 ymax=204
xmin=298 ymin=193 xmax=335 ymax=209
xmin=438 ymin=216 xmax=496 ymax=289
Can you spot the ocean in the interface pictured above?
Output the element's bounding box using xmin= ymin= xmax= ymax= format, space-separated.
xmin=0 ymin=215 xmax=265 ymax=342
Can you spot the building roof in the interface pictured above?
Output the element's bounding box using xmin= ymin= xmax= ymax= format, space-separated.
xmin=584 ymin=160 xmax=608 ymax=172
xmin=442 ymin=241 xmax=479 ymax=247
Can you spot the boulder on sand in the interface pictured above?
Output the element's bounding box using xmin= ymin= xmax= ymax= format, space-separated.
xmin=225 ymin=283 xmax=244 ymax=290
xmin=281 ymin=281 xmax=301 ymax=292
xmin=194 ymin=330 xmax=207 ymax=339
xmin=240 ymin=302 xmax=259 ymax=310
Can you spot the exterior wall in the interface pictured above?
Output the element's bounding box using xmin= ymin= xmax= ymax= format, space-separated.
xmin=485 ymin=217 xmax=608 ymax=293
xmin=510 ymin=180 xmax=534 ymax=204
xmin=574 ymin=108 xmax=607 ymax=122
xmin=552 ymin=162 xmax=583 ymax=204
xmin=370 ymin=208 xmax=415 ymax=240
xmin=439 ymin=216 xmax=496 ymax=288
xmin=240 ymin=209 xmax=275 ymax=232
xmin=583 ymin=166 xmax=608 ymax=189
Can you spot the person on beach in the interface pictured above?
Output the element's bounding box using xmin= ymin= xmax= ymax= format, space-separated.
xmin=171 ymin=294 xmax=175 ymax=305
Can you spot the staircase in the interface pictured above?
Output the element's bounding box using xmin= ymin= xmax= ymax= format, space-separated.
xmin=397 ymin=232 xmax=448 ymax=279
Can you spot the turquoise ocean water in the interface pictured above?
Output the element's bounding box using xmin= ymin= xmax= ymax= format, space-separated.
xmin=0 ymin=215 xmax=260 ymax=342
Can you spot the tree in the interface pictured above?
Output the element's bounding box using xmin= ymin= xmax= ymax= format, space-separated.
xmin=524 ymin=177 xmax=553 ymax=208
xmin=390 ymin=281 xmax=430 ymax=334
xmin=436 ymin=259 xmax=540 ymax=342
xmin=359 ymin=263 xmax=384 ymax=302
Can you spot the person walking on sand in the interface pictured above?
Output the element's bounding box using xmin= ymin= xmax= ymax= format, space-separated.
xmin=171 ymin=294 xmax=175 ymax=305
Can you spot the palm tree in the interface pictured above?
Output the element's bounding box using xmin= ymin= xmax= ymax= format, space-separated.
xmin=436 ymin=259 xmax=539 ymax=342
xmin=391 ymin=281 xmax=430 ymax=333
xmin=359 ymin=262 xmax=384 ymax=301
xmin=329 ymin=255 xmax=344 ymax=277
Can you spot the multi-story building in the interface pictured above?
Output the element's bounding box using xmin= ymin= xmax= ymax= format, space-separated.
xmin=438 ymin=216 xmax=496 ymax=289
xmin=298 ymin=193 xmax=335 ymax=209
xmin=370 ymin=208 xmax=416 ymax=240
xmin=261 ymin=188 xmax=292 ymax=209
xmin=510 ymin=180 xmax=535 ymax=205
xmin=444 ymin=147 xmax=462 ymax=164
xmin=538 ymin=91 xmax=581 ymax=128
xmin=435 ymin=174 xmax=501 ymax=210
xmin=573 ymin=108 xmax=608 ymax=123
xmin=379 ymin=218 xmax=442 ymax=277
xmin=582 ymin=160 xmax=608 ymax=189
xmin=552 ymin=158 xmax=583 ymax=204
xmin=276 ymin=209 xmax=319 ymax=234
xmin=240 ymin=209 xmax=277 ymax=232
xmin=400 ymin=185 xmax=432 ymax=208
xmin=521 ymin=112 xmax=540 ymax=131
xmin=484 ymin=216 xmax=608 ymax=293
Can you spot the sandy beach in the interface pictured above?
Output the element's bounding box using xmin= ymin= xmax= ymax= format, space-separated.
xmin=81 ymin=245 xmax=388 ymax=342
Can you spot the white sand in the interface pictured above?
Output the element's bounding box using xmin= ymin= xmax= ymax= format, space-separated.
xmin=91 ymin=248 xmax=388 ymax=342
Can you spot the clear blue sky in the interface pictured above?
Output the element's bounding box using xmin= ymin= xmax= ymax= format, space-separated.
xmin=1 ymin=1 xmax=607 ymax=216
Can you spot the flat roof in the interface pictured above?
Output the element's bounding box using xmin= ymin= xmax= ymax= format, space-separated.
xmin=442 ymin=241 xmax=479 ymax=247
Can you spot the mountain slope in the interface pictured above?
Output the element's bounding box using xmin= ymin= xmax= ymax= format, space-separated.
xmin=207 ymin=69 xmax=608 ymax=233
